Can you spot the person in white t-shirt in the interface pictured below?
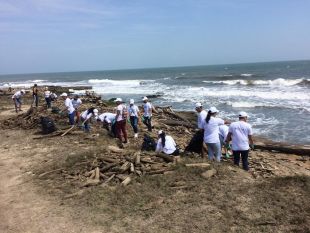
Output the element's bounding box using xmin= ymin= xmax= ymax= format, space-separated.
xmin=226 ymin=111 xmax=254 ymax=171
xmin=195 ymin=102 xmax=208 ymax=130
xmin=97 ymin=112 xmax=117 ymax=137
xmin=80 ymin=107 xmax=98 ymax=132
xmin=128 ymin=99 xmax=140 ymax=138
xmin=114 ymin=98 xmax=128 ymax=143
xmin=71 ymin=95 xmax=82 ymax=124
xmin=12 ymin=89 xmax=25 ymax=113
xmin=156 ymin=130 xmax=179 ymax=156
xmin=44 ymin=87 xmax=52 ymax=109
xmin=60 ymin=93 xmax=75 ymax=126
xmin=202 ymin=107 xmax=230 ymax=162
xmin=142 ymin=96 xmax=153 ymax=132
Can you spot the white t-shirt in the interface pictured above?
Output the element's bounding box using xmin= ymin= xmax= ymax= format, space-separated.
xmin=202 ymin=117 xmax=225 ymax=143
xmin=128 ymin=105 xmax=139 ymax=117
xmin=198 ymin=110 xmax=208 ymax=129
xmin=65 ymin=97 xmax=75 ymax=114
xmin=143 ymin=102 xmax=152 ymax=117
xmin=81 ymin=109 xmax=94 ymax=121
xmin=116 ymin=104 xmax=126 ymax=122
xmin=98 ymin=113 xmax=116 ymax=124
xmin=219 ymin=125 xmax=229 ymax=141
xmin=44 ymin=90 xmax=51 ymax=98
xmin=229 ymin=121 xmax=253 ymax=151
xmin=12 ymin=91 xmax=23 ymax=99
xmin=72 ymin=99 xmax=82 ymax=109
xmin=156 ymin=135 xmax=177 ymax=155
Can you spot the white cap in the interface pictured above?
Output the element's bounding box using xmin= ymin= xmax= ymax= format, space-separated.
xmin=129 ymin=99 xmax=134 ymax=104
xmin=195 ymin=102 xmax=202 ymax=108
xmin=239 ymin=111 xmax=248 ymax=117
xmin=20 ymin=89 xmax=25 ymax=93
xmin=158 ymin=130 xmax=163 ymax=135
xmin=93 ymin=109 xmax=98 ymax=116
xmin=209 ymin=106 xmax=219 ymax=113
xmin=114 ymin=97 xmax=122 ymax=102
xmin=60 ymin=93 xmax=67 ymax=97
xmin=142 ymin=96 xmax=148 ymax=101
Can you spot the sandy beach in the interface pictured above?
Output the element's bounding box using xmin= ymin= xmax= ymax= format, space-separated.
xmin=0 ymin=87 xmax=309 ymax=233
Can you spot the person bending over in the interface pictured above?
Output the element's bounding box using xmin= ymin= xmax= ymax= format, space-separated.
xmin=97 ymin=112 xmax=117 ymax=137
xmin=12 ymin=89 xmax=25 ymax=113
xmin=80 ymin=107 xmax=99 ymax=132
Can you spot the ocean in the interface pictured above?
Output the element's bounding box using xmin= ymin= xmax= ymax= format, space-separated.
xmin=1 ymin=60 xmax=310 ymax=145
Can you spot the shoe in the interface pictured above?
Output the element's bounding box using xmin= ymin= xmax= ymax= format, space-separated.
xmin=123 ymin=140 xmax=128 ymax=144
xmin=134 ymin=133 xmax=138 ymax=138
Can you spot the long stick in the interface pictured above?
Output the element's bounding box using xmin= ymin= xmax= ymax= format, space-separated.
xmin=61 ymin=125 xmax=75 ymax=136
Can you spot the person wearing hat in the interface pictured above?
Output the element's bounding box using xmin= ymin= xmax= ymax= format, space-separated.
xmin=32 ymin=84 xmax=39 ymax=107
xmin=128 ymin=99 xmax=140 ymax=138
xmin=202 ymin=106 xmax=229 ymax=162
xmin=12 ymin=89 xmax=25 ymax=113
xmin=97 ymin=112 xmax=117 ymax=137
xmin=155 ymin=130 xmax=179 ymax=156
xmin=80 ymin=107 xmax=98 ymax=132
xmin=72 ymin=95 xmax=82 ymax=124
xmin=114 ymin=98 xmax=128 ymax=143
xmin=60 ymin=93 xmax=75 ymax=126
xmin=142 ymin=96 xmax=153 ymax=132
xmin=44 ymin=87 xmax=52 ymax=109
xmin=195 ymin=102 xmax=208 ymax=130
xmin=225 ymin=111 xmax=254 ymax=171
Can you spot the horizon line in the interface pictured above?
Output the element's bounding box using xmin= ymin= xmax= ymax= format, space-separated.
xmin=1 ymin=58 xmax=309 ymax=76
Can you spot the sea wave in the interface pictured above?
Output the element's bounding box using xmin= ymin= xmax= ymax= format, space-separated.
xmin=88 ymin=79 xmax=155 ymax=87
xmin=203 ymin=78 xmax=310 ymax=86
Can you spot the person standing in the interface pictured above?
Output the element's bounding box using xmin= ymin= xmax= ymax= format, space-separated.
xmin=72 ymin=95 xmax=82 ymax=124
xmin=80 ymin=107 xmax=98 ymax=132
xmin=115 ymin=98 xmax=128 ymax=143
xmin=195 ymin=102 xmax=208 ymax=130
xmin=60 ymin=93 xmax=75 ymax=126
xmin=128 ymin=99 xmax=140 ymax=138
xmin=44 ymin=87 xmax=51 ymax=109
xmin=155 ymin=130 xmax=179 ymax=156
xmin=32 ymin=84 xmax=39 ymax=107
xmin=202 ymin=107 xmax=229 ymax=162
xmin=12 ymin=89 xmax=25 ymax=113
xmin=225 ymin=111 xmax=254 ymax=171
xmin=142 ymin=96 xmax=153 ymax=132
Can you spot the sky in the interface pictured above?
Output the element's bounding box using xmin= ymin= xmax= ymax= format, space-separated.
xmin=0 ymin=0 xmax=310 ymax=74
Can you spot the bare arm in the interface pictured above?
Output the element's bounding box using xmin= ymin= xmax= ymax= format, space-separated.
xmin=248 ymin=135 xmax=254 ymax=145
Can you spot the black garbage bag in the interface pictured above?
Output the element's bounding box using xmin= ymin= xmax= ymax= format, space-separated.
xmin=141 ymin=134 xmax=156 ymax=151
xmin=185 ymin=130 xmax=204 ymax=153
xmin=40 ymin=116 xmax=56 ymax=134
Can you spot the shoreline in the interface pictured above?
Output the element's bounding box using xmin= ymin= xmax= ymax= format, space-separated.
xmin=0 ymin=84 xmax=309 ymax=155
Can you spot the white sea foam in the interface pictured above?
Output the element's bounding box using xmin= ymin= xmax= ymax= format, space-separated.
xmin=240 ymin=73 xmax=253 ymax=77
xmin=203 ymin=78 xmax=310 ymax=86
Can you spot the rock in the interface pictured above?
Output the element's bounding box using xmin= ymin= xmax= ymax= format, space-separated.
xmin=201 ymin=169 xmax=217 ymax=179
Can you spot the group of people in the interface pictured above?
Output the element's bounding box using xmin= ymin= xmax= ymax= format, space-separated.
xmin=195 ymin=103 xmax=254 ymax=171
xmin=11 ymin=86 xmax=254 ymax=171
xmin=31 ymin=84 xmax=58 ymax=109
xmin=59 ymin=92 xmax=156 ymax=144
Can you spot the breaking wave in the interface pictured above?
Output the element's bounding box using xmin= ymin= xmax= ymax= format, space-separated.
xmin=203 ymin=78 xmax=310 ymax=86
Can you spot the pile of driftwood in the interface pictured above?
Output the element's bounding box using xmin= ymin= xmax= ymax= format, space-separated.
xmin=39 ymin=147 xmax=183 ymax=189
xmin=0 ymin=107 xmax=60 ymax=130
